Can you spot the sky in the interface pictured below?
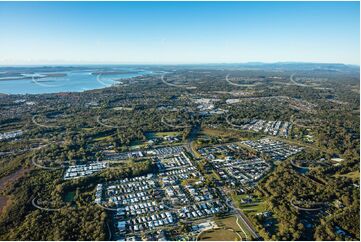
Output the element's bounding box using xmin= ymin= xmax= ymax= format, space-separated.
xmin=0 ymin=1 xmax=359 ymax=65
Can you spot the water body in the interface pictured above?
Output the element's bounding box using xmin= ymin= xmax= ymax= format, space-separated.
xmin=290 ymin=160 xmax=310 ymax=174
xmin=0 ymin=68 xmax=151 ymax=95
xmin=294 ymin=166 xmax=309 ymax=174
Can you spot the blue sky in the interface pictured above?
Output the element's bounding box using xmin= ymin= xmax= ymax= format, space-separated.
xmin=0 ymin=1 xmax=359 ymax=65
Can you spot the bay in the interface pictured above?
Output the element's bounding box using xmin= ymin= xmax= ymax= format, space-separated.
xmin=0 ymin=68 xmax=151 ymax=95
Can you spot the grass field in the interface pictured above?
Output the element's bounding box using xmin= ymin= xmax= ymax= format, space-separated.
xmin=240 ymin=201 xmax=267 ymax=216
xmin=334 ymin=170 xmax=360 ymax=181
xmin=214 ymin=215 xmax=249 ymax=240
xmin=198 ymin=228 xmax=240 ymax=241
xmin=201 ymin=128 xmax=238 ymax=138
xmin=232 ymin=194 xmax=267 ymax=216
xmin=82 ymin=127 xmax=94 ymax=131
xmin=94 ymin=135 xmax=113 ymax=141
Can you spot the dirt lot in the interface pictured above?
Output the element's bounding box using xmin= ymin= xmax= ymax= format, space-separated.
xmin=0 ymin=167 xmax=30 ymax=214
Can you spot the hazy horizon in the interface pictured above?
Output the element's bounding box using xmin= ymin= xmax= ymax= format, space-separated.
xmin=0 ymin=61 xmax=359 ymax=67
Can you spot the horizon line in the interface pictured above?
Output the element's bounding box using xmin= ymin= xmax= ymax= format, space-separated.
xmin=0 ymin=61 xmax=359 ymax=67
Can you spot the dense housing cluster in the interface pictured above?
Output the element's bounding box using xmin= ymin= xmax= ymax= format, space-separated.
xmin=103 ymin=146 xmax=184 ymax=160
xmin=156 ymin=152 xmax=192 ymax=170
xmin=241 ymin=138 xmax=303 ymax=160
xmin=93 ymin=148 xmax=231 ymax=240
xmin=198 ymin=143 xmax=241 ymax=160
xmin=0 ymin=130 xmax=23 ymax=141
xmin=64 ymin=162 xmax=108 ymax=179
xmin=235 ymin=119 xmax=292 ymax=137
xmin=104 ymin=150 xmax=144 ymax=160
xmin=198 ymin=143 xmax=271 ymax=189
xmin=210 ymin=157 xmax=271 ymax=188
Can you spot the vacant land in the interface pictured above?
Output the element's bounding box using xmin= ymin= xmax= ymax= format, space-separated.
xmin=198 ymin=228 xmax=240 ymax=241
xmin=215 ymin=216 xmax=248 ymax=239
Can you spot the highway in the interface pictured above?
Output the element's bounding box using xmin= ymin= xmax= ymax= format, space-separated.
xmin=224 ymin=192 xmax=260 ymax=240
xmin=289 ymin=73 xmax=312 ymax=87
xmin=235 ymin=207 xmax=260 ymax=240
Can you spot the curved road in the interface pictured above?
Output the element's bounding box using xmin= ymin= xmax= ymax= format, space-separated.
xmin=289 ymin=73 xmax=314 ymax=87
xmin=32 ymin=115 xmax=60 ymax=128
xmin=290 ymin=160 xmax=312 ymax=170
xmin=161 ymin=75 xmax=196 ymax=89
xmin=290 ymin=199 xmax=325 ymax=212
xmin=31 ymin=158 xmax=65 ymax=170
xmin=225 ymin=114 xmax=244 ymax=128
xmin=96 ymin=115 xmax=126 ymax=129
xmin=161 ymin=115 xmax=191 ymax=129
xmin=225 ymin=74 xmax=259 ymax=87
xmin=31 ymin=197 xmax=62 ymax=212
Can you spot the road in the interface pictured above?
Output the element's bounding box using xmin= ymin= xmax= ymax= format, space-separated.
xmin=224 ymin=193 xmax=260 ymax=240
xmin=184 ymin=124 xmax=202 ymax=159
xmin=183 ymin=127 xmax=259 ymax=240
xmin=106 ymin=221 xmax=112 ymax=240
xmin=289 ymin=73 xmax=313 ymax=87
xmin=31 ymin=197 xmax=62 ymax=212
xmin=234 ymin=205 xmax=260 ymax=240
xmin=184 ymin=142 xmax=198 ymax=160
xmin=32 ymin=114 xmax=60 ymax=128
xmin=290 ymin=199 xmax=324 ymax=212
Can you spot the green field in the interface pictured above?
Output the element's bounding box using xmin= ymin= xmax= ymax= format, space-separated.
xmin=214 ymin=216 xmax=249 ymax=240
xmin=198 ymin=228 xmax=240 ymax=241
xmin=94 ymin=135 xmax=113 ymax=141
xmin=81 ymin=127 xmax=94 ymax=131
xmin=334 ymin=170 xmax=360 ymax=181
xmin=232 ymin=194 xmax=267 ymax=215
xmin=240 ymin=201 xmax=267 ymax=215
